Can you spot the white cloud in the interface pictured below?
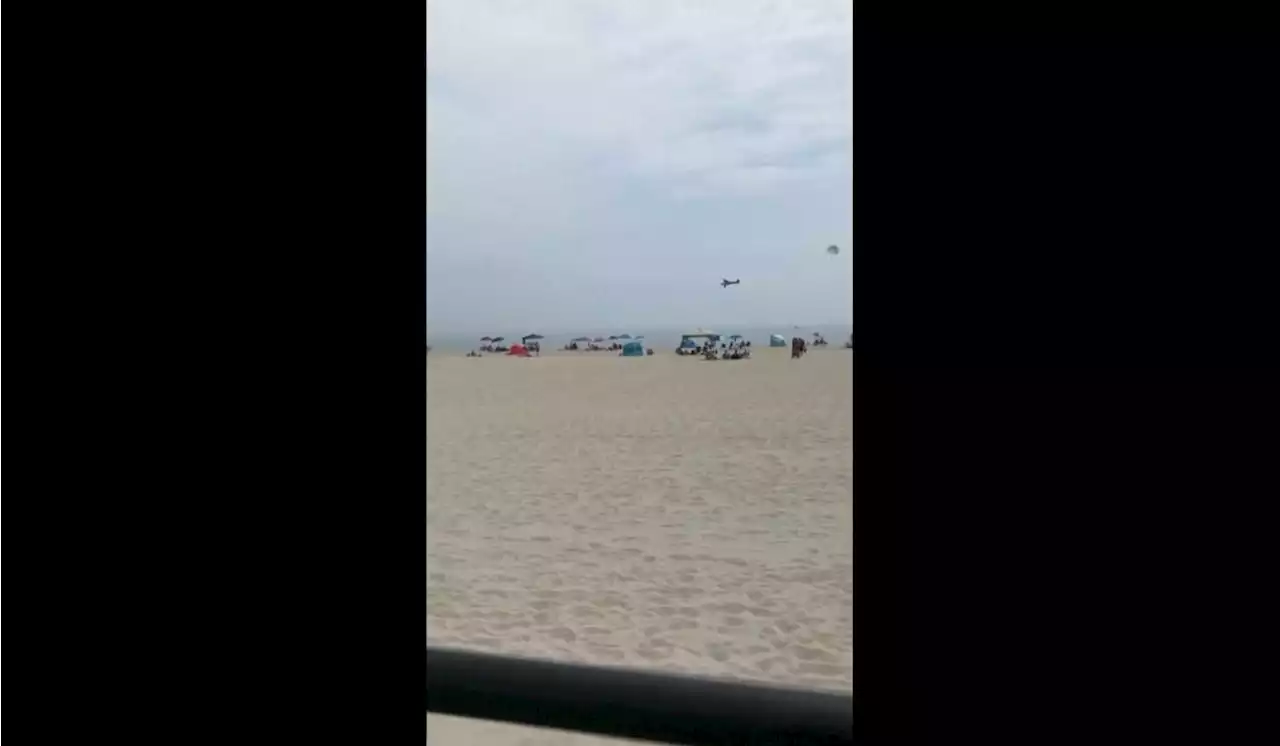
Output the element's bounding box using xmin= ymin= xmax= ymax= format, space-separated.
xmin=429 ymin=0 xmax=850 ymax=197
xmin=427 ymin=0 xmax=851 ymax=332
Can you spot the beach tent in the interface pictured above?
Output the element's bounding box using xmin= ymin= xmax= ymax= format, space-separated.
xmin=506 ymin=344 xmax=531 ymax=357
xmin=769 ymin=334 xmax=787 ymax=347
xmin=621 ymin=341 xmax=644 ymax=357
xmin=680 ymin=338 xmax=699 ymax=350
xmin=681 ymin=330 xmax=719 ymax=343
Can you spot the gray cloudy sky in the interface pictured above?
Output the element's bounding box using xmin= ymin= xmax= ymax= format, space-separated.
xmin=427 ymin=0 xmax=852 ymax=334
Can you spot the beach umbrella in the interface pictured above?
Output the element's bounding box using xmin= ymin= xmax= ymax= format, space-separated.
xmin=492 ymin=337 xmax=505 ymax=343
xmin=827 ymin=245 xmax=840 ymax=255
xmin=592 ymin=337 xmax=605 ymax=343
xmin=571 ymin=336 xmax=590 ymax=342
xmin=522 ymin=333 xmax=545 ymax=342
xmin=617 ymin=334 xmax=632 ymax=340
xmin=729 ymin=334 xmax=743 ymax=340
xmin=608 ymin=335 xmax=618 ymax=340
xmin=480 ymin=336 xmax=492 ymax=341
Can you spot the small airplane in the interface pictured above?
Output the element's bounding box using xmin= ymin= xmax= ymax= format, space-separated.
xmin=720 ymin=278 xmax=741 ymax=288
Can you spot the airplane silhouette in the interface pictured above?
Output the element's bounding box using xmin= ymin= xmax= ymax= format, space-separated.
xmin=720 ymin=278 xmax=741 ymax=288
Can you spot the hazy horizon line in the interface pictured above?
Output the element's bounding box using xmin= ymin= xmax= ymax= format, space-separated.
xmin=428 ymin=320 xmax=852 ymax=337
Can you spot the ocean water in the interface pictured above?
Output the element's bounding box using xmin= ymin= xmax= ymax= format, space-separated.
xmin=428 ymin=324 xmax=853 ymax=354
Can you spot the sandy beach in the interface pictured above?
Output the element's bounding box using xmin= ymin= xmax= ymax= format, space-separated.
xmin=427 ymin=348 xmax=853 ymax=742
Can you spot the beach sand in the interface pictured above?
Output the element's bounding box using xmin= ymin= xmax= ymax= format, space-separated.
xmin=427 ymin=348 xmax=853 ymax=743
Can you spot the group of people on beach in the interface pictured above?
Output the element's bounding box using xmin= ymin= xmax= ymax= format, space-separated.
xmin=457 ymin=332 xmax=846 ymax=359
xmin=562 ymin=341 xmax=620 ymax=352
xmin=694 ymin=340 xmax=752 ymax=360
xmin=470 ymin=340 xmax=540 ymax=357
xmin=490 ymin=342 xmax=539 ymax=353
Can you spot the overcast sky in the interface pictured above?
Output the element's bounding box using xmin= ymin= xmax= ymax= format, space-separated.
xmin=427 ymin=0 xmax=852 ymax=334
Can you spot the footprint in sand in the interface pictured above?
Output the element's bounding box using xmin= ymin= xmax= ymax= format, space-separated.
xmin=790 ymin=644 xmax=839 ymax=662
xmin=755 ymin=656 xmax=790 ymax=673
xmin=775 ymin=619 xmax=801 ymax=634
xmin=796 ymin=662 xmax=846 ymax=677
xmin=546 ymin=627 xmax=577 ymax=643
xmin=635 ymin=644 xmax=673 ymax=661
xmin=587 ymin=646 xmax=626 ymax=661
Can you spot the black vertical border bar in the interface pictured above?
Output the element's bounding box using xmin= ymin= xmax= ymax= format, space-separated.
xmin=850 ymin=27 xmax=908 ymax=746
